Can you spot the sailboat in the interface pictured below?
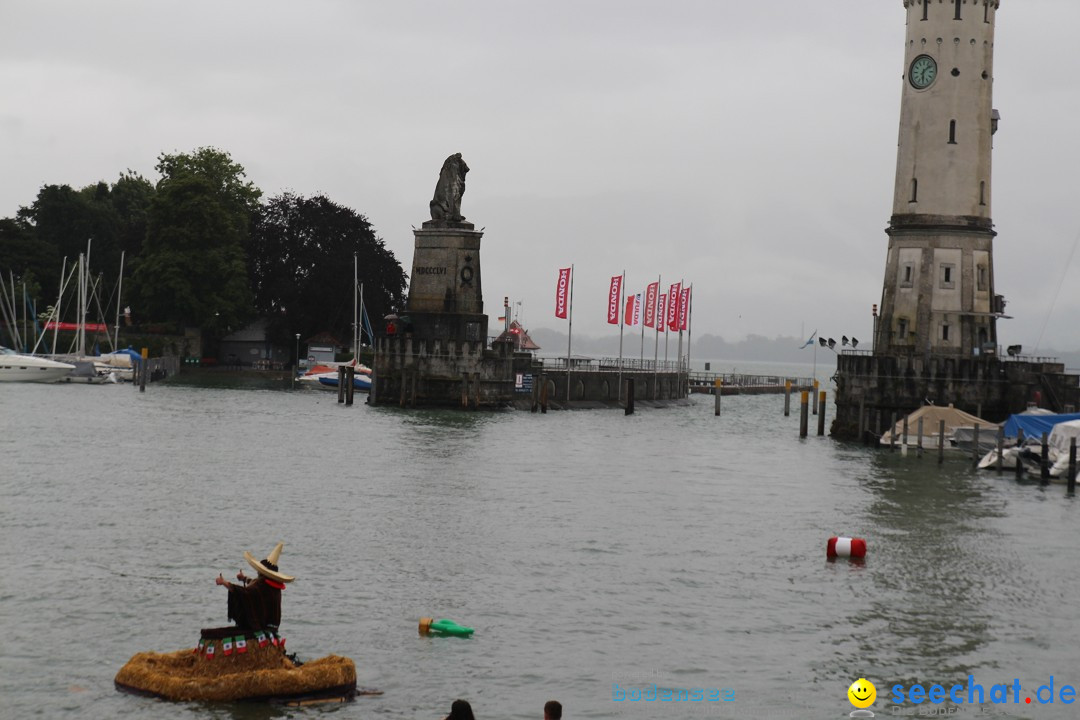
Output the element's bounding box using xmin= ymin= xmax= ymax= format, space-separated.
xmin=37 ymin=243 xmax=131 ymax=383
xmin=296 ymin=253 xmax=374 ymax=391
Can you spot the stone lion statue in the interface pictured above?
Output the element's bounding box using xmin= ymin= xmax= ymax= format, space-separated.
xmin=429 ymin=153 xmax=469 ymax=223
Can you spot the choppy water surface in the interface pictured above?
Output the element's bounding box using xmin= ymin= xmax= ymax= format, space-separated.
xmin=1 ymin=374 xmax=1077 ymax=719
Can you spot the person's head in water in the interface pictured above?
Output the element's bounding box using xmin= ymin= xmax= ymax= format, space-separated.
xmin=446 ymin=699 xmax=475 ymax=720
xmin=544 ymin=700 xmax=562 ymax=719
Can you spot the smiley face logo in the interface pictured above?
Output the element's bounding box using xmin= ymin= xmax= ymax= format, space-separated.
xmin=848 ymin=678 xmax=876 ymax=708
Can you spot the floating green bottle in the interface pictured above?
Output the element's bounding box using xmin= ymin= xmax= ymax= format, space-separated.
xmin=419 ymin=617 xmax=474 ymax=637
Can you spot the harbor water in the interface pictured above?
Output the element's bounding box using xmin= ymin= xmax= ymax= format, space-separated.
xmin=2 ymin=366 xmax=1078 ymax=719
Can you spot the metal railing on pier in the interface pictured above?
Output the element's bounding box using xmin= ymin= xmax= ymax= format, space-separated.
xmin=686 ymin=371 xmax=815 ymax=394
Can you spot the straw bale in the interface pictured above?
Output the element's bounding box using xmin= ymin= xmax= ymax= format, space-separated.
xmin=115 ymin=643 xmax=356 ymax=703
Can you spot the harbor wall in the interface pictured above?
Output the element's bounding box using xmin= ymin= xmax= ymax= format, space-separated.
xmin=831 ymin=351 xmax=1080 ymax=440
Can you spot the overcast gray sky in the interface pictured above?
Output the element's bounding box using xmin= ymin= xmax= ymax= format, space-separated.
xmin=3 ymin=1 xmax=1079 ymax=350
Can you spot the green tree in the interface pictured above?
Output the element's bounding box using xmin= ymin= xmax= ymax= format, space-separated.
xmin=109 ymin=171 xmax=155 ymax=259
xmin=13 ymin=176 xmax=152 ymax=306
xmin=0 ymin=216 xmax=55 ymax=294
xmin=131 ymin=148 xmax=259 ymax=332
xmin=250 ymin=193 xmax=407 ymax=346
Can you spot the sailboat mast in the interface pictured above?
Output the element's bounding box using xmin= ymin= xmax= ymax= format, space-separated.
xmin=77 ymin=252 xmax=85 ymax=357
xmin=52 ymin=257 xmax=67 ymax=356
xmin=114 ymin=251 xmax=125 ymax=349
xmin=353 ymin=253 xmax=359 ymax=358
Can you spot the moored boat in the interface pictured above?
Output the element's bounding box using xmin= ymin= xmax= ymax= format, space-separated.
xmin=0 ymin=346 xmax=75 ymax=383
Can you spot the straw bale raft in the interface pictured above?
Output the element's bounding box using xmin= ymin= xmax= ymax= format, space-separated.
xmin=115 ymin=630 xmax=356 ymax=704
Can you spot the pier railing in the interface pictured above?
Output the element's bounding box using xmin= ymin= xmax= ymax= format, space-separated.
xmin=537 ymin=356 xmax=688 ymax=372
xmin=686 ymin=371 xmax=815 ymax=394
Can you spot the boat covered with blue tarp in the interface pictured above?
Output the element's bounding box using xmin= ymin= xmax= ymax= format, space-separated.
xmin=1001 ymin=413 xmax=1080 ymax=440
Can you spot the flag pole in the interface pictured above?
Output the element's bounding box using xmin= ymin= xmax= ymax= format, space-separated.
xmin=618 ymin=270 xmax=625 ymax=403
xmin=653 ymin=274 xmax=660 ymax=398
xmin=566 ymin=264 xmax=574 ymax=403
xmin=677 ymin=278 xmax=684 ymax=396
xmin=686 ymin=284 xmax=694 ymax=395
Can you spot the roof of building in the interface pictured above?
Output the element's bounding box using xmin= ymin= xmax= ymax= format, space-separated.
xmin=494 ymin=320 xmax=541 ymax=351
xmin=305 ymin=331 xmax=346 ymax=347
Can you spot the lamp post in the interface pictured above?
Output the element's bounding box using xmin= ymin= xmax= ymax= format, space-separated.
xmin=293 ymin=333 xmax=300 ymax=389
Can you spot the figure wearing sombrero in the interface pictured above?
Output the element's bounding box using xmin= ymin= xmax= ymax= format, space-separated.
xmin=215 ymin=542 xmax=295 ymax=632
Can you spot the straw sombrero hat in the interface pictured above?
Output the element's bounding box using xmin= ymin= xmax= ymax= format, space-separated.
xmin=243 ymin=542 xmax=295 ymax=584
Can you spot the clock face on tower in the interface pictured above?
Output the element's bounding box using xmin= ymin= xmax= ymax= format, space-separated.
xmin=909 ymin=55 xmax=938 ymax=89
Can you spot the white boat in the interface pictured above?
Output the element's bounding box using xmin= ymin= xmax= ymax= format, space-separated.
xmin=0 ymin=347 xmax=76 ymax=383
xmin=976 ymin=420 xmax=1080 ymax=481
xmin=297 ymin=361 xmax=372 ymax=391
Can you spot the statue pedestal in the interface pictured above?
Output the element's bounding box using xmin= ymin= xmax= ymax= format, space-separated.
xmin=407 ymin=222 xmax=484 ymax=318
xmin=373 ymin=221 xmax=529 ymax=408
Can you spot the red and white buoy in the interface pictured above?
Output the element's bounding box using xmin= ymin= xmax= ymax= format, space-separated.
xmin=827 ymin=536 xmax=867 ymax=559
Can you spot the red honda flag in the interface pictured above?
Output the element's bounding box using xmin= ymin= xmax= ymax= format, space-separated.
xmin=607 ymin=275 xmax=623 ymax=325
xmin=555 ymin=267 xmax=571 ymax=319
xmin=643 ymin=282 xmax=659 ymax=328
xmin=624 ymin=293 xmax=642 ymax=327
xmin=656 ymin=294 xmax=667 ymax=333
xmin=678 ymin=285 xmax=691 ymax=331
xmin=666 ymin=282 xmax=681 ymax=331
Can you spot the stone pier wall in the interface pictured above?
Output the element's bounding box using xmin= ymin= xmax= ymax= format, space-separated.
xmin=831 ymin=352 xmax=1080 ymax=440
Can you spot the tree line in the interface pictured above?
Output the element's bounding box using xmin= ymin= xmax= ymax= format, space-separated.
xmin=0 ymin=146 xmax=407 ymax=352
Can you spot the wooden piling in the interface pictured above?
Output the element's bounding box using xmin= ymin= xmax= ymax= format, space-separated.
xmin=799 ymin=390 xmax=809 ymax=438
xmin=337 ymin=366 xmax=346 ymax=403
xmin=345 ymin=366 xmax=355 ymax=406
xmin=889 ymin=412 xmax=897 ymax=452
xmin=1041 ymin=432 xmax=1050 ymax=484
xmin=540 ymin=374 xmax=548 ymax=414
xmin=625 ymin=378 xmax=635 ymax=415
xmin=917 ymin=418 xmax=924 ymax=458
xmin=784 ymin=380 xmax=792 ymax=417
xmin=902 ymin=415 xmax=910 ymax=456
xmin=812 ymin=380 xmax=819 ymax=415
xmin=1069 ymin=437 xmax=1077 ymax=495
xmin=139 ymin=348 xmax=148 ymax=392
xmin=996 ymin=426 xmax=1004 ymax=473
xmin=714 ymin=379 xmax=722 ymax=416
xmin=937 ymin=420 xmax=945 ymax=464
xmin=1016 ymin=428 xmax=1025 ymax=480
xmin=817 ymin=390 xmax=826 ymax=436
xmin=972 ymin=424 xmax=980 ymax=466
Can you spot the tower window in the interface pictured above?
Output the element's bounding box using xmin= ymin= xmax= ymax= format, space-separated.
xmin=898 ymin=318 xmax=909 ymax=339
xmin=985 ymin=3 xmax=990 ymax=23
xmin=977 ymin=265 xmax=988 ymax=291
xmin=910 ymin=178 xmax=919 ymax=203
xmin=942 ymin=324 xmax=951 ymax=341
xmin=955 ymin=0 xmax=962 ymax=21
xmin=923 ymin=0 xmax=929 ymax=21
xmin=948 ymin=120 xmax=957 ymax=144
xmin=901 ymin=263 xmax=915 ymax=288
xmin=940 ymin=264 xmax=956 ymax=289
xmin=980 ymin=181 xmax=986 ymax=206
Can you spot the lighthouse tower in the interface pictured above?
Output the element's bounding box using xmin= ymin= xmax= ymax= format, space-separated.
xmin=875 ymin=0 xmax=1003 ymax=357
